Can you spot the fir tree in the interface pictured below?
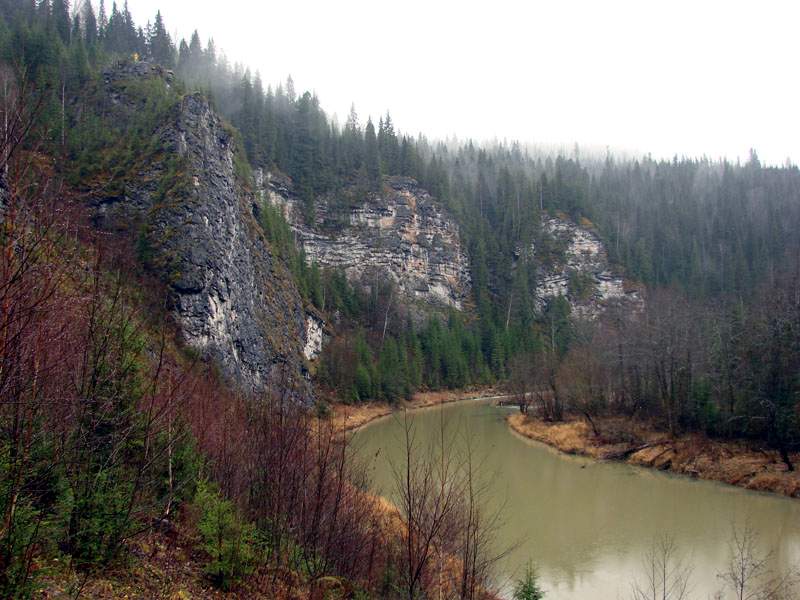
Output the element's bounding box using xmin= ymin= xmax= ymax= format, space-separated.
xmin=364 ymin=118 xmax=380 ymax=188
xmin=97 ymin=0 xmax=108 ymax=39
xmin=342 ymin=104 xmax=362 ymax=174
xmin=82 ymin=0 xmax=97 ymax=47
xmin=148 ymin=10 xmax=174 ymax=67
xmin=377 ymin=111 xmax=398 ymax=174
xmin=52 ymin=0 xmax=70 ymax=43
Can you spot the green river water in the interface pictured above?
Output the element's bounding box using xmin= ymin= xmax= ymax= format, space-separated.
xmin=353 ymin=399 xmax=800 ymax=599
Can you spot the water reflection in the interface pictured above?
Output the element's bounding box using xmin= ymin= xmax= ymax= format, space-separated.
xmin=354 ymin=400 xmax=800 ymax=600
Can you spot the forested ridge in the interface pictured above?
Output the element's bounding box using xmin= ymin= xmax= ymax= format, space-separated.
xmin=1 ymin=0 xmax=800 ymax=597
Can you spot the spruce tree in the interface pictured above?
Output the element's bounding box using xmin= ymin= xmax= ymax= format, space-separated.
xmin=97 ymin=0 xmax=108 ymax=39
xmin=187 ymin=29 xmax=203 ymax=78
xmin=70 ymin=12 xmax=80 ymax=43
xmin=177 ymin=38 xmax=190 ymax=72
xmin=364 ymin=118 xmax=380 ymax=188
xmin=285 ymin=75 xmax=296 ymax=102
xmin=52 ymin=0 xmax=70 ymax=43
xmin=343 ymin=104 xmax=362 ymax=174
xmin=82 ymin=0 xmax=97 ymax=48
xmin=377 ymin=111 xmax=398 ymax=174
xmin=148 ymin=10 xmax=175 ymax=67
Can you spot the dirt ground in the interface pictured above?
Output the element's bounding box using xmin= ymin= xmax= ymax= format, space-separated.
xmin=507 ymin=412 xmax=800 ymax=498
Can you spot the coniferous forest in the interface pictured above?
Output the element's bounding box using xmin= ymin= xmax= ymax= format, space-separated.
xmin=1 ymin=1 xmax=799 ymax=598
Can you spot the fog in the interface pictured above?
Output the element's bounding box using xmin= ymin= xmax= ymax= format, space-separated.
xmin=127 ymin=0 xmax=799 ymax=165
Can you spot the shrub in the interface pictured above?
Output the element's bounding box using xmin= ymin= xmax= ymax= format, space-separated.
xmin=194 ymin=479 xmax=258 ymax=590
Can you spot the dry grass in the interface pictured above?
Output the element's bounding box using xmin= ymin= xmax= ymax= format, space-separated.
xmin=508 ymin=413 xmax=800 ymax=498
xmin=508 ymin=413 xmax=604 ymax=457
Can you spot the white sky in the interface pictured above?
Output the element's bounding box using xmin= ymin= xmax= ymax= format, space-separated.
xmin=126 ymin=0 xmax=800 ymax=165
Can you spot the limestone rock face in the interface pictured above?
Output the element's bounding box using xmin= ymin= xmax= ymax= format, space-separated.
xmin=92 ymin=63 xmax=311 ymax=399
xmin=303 ymin=314 xmax=324 ymax=361
xmin=261 ymin=173 xmax=471 ymax=312
xmin=535 ymin=216 xmax=643 ymax=319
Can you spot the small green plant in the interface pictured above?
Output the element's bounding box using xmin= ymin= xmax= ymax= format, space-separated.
xmin=567 ymin=268 xmax=596 ymax=301
xmin=315 ymin=400 xmax=332 ymax=419
xmin=0 ymin=492 xmax=45 ymax=600
xmin=513 ymin=562 xmax=546 ymax=600
xmin=195 ymin=479 xmax=257 ymax=590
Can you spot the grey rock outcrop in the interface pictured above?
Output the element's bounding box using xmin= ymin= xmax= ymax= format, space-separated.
xmin=93 ymin=63 xmax=311 ymax=399
xmin=534 ymin=216 xmax=643 ymax=319
xmin=262 ymin=173 xmax=471 ymax=312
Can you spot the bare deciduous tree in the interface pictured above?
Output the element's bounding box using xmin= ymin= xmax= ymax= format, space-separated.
xmin=392 ymin=410 xmax=465 ymax=600
xmin=715 ymin=524 xmax=799 ymax=600
xmin=631 ymin=535 xmax=693 ymax=600
xmin=391 ymin=410 xmax=506 ymax=600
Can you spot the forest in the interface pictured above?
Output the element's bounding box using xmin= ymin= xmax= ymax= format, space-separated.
xmin=1 ymin=0 xmax=799 ymax=598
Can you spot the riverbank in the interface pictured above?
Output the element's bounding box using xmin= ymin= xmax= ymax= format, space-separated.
xmin=507 ymin=413 xmax=800 ymax=498
xmin=330 ymin=387 xmax=505 ymax=433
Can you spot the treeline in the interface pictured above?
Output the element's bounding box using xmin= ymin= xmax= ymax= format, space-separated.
xmin=0 ymin=0 xmax=176 ymax=69
xmin=588 ymin=152 xmax=800 ymax=297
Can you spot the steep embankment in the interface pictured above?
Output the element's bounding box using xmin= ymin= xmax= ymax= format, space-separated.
xmin=262 ymin=172 xmax=471 ymax=312
xmin=90 ymin=62 xmax=312 ymax=398
xmin=508 ymin=413 xmax=800 ymax=498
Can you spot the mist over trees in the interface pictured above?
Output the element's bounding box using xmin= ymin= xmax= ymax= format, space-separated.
xmin=1 ymin=1 xmax=800 ymax=598
xmin=0 ymin=0 xmax=800 ymax=510
xmin=3 ymin=0 xmax=799 ymax=436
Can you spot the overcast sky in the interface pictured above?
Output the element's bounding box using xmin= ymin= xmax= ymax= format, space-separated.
xmin=125 ymin=0 xmax=799 ymax=165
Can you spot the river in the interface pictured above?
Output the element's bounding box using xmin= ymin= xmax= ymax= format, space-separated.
xmin=353 ymin=399 xmax=800 ymax=599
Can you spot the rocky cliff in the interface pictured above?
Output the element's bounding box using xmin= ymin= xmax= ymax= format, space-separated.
xmin=534 ymin=215 xmax=643 ymax=319
xmin=91 ymin=62 xmax=311 ymax=398
xmin=261 ymin=173 xmax=471 ymax=312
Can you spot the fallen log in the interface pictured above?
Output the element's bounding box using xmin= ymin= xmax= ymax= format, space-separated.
xmin=603 ymin=440 xmax=670 ymax=461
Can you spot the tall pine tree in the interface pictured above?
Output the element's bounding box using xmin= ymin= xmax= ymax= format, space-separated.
xmin=364 ymin=118 xmax=380 ymax=188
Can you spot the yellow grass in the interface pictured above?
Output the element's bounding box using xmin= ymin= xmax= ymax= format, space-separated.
xmin=508 ymin=413 xmax=800 ymax=498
